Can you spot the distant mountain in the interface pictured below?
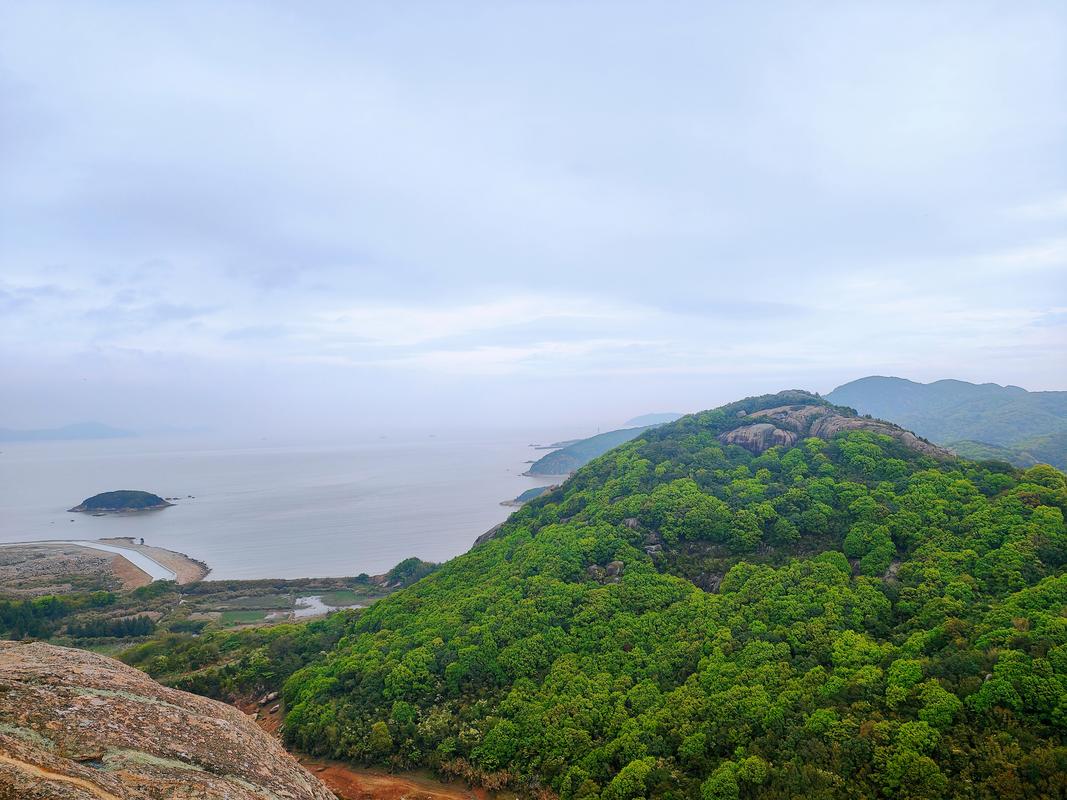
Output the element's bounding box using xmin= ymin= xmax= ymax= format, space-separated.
xmin=0 ymin=422 xmax=135 ymax=442
xmin=527 ymin=416 xmax=684 ymax=476
xmin=624 ymin=412 xmax=684 ymax=427
xmin=525 ymin=426 xmax=653 ymax=475
xmin=501 ymin=484 xmax=556 ymax=507
xmin=826 ymin=376 xmax=1067 ymax=469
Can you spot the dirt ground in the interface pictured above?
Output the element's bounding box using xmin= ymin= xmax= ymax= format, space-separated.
xmin=299 ymin=761 xmax=489 ymax=800
xmin=99 ymin=537 xmax=209 ymax=583
xmin=237 ymin=700 xmax=495 ymax=800
xmin=0 ymin=541 xmax=149 ymax=595
xmin=0 ymin=539 xmax=209 ymax=596
xmin=106 ymin=553 xmax=153 ymax=588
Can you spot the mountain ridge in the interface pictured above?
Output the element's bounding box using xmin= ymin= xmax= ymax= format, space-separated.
xmin=826 ymin=376 xmax=1067 ymax=469
xmin=0 ymin=422 xmax=136 ymax=442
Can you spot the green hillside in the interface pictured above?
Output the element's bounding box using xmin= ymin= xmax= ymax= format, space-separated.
xmin=527 ymin=426 xmax=656 ymax=475
xmin=281 ymin=391 xmax=1067 ymax=799
xmin=826 ymin=376 xmax=1067 ymax=470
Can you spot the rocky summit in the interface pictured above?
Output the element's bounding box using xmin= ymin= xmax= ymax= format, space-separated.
xmin=0 ymin=641 xmax=334 ymax=800
xmin=719 ymin=399 xmax=953 ymax=459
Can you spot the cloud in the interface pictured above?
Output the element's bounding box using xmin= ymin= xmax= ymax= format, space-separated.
xmin=318 ymin=296 xmax=641 ymax=348
xmin=1 ymin=1 xmax=1065 ymax=429
xmin=1009 ymin=194 xmax=1067 ymax=221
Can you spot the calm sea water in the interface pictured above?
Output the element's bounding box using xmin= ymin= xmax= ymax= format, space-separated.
xmin=0 ymin=431 xmax=565 ymax=579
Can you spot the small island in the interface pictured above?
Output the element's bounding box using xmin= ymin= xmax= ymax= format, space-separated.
xmin=68 ymin=490 xmax=173 ymax=514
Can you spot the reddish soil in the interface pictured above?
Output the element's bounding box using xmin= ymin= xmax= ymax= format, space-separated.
xmin=100 ymin=537 xmax=210 ymax=583
xmin=297 ymin=761 xmax=487 ymax=800
xmin=236 ymin=700 xmax=494 ymax=800
xmin=107 ymin=552 xmax=153 ymax=589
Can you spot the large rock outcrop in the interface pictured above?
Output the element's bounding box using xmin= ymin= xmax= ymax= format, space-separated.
xmin=0 ymin=641 xmax=334 ymax=800
xmin=719 ymin=403 xmax=953 ymax=458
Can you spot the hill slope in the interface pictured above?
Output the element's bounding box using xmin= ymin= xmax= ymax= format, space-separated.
xmin=283 ymin=391 xmax=1067 ymax=799
xmin=526 ymin=426 xmax=655 ymax=475
xmin=827 ymin=376 xmax=1067 ymax=469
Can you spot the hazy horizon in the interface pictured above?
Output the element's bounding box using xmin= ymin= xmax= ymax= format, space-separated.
xmin=3 ymin=2 xmax=1065 ymax=437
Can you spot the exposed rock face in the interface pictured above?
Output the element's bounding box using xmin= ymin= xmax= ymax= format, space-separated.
xmin=473 ymin=522 xmax=506 ymax=548
xmin=719 ymin=403 xmax=953 ymax=459
xmin=719 ymin=422 xmax=798 ymax=453
xmin=0 ymin=641 xmax=334 ymax=800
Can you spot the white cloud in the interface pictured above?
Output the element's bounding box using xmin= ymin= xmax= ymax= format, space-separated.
xmin=2 ymin=1 xmax=1066 ymax=427
xmin=317 ymin=296 xmax=639 ymax=347
xmin=1009 ymin=194 xmax=1067 ymax=221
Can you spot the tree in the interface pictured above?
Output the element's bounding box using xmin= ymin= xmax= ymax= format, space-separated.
xmin=367 ymin=721 xmax=394 ymax=757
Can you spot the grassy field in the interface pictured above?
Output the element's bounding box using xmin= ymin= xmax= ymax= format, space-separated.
xmin=317 ymin=589 xmax=371 ymax=606
xmin=211 ymin=594 xmax=294 ymax=610
xmin=218 ymin=609 xmax=270 ymax=625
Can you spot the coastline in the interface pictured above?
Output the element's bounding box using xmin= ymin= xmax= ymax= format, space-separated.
xmin=67 ymin=502 xmax=174 ymax=514
xmin=98 ymin=537 xmax=210 ymax=583
xmin=0 ymin=538 xmax=209 ymax=592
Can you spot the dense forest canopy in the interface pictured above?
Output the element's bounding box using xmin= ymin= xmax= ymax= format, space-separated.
xmin=279 ymin=391 xmax=1067 ymax=799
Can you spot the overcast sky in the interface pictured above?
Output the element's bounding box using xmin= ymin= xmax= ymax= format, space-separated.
xmin=2 ymin=1 xmax=1065 ymax=435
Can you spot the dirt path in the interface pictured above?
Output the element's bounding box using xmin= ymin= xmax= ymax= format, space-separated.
xmin=0 ymin=751 xmax=122 ymax=800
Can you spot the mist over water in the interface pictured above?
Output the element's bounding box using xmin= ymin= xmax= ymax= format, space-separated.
xmin=0 ymin=431 xmax=567 ymax=579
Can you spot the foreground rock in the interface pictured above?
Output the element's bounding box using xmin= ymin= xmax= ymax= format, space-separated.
xmin=68 ymin=491 xmax=172 ymax=514
xmin=0 ymin=641 xmax=334 ymax=799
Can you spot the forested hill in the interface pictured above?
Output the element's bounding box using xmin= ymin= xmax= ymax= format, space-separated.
xmin=282 ymin=390 xmax=1067 ymax=800
xmin=526 ymin=426 xmax=655 ymax=475
xmin=827 ymin=376 xmax=1067 ymax=470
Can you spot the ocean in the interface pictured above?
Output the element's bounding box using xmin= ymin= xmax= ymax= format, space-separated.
xmin=0 ymin=431 xmax=567 ymax=579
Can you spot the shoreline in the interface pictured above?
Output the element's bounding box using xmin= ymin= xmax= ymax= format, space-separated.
xmin=0 ymin=538 xmax=209 ymax=588
xmin=67 ymin=503 xmax=173 ymax=514
xmin=98 ymin=537 xmax=210 ymax=583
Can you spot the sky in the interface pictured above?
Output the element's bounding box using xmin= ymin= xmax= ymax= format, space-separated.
xmin=1 ymin=1 xmax=1065 ymax=436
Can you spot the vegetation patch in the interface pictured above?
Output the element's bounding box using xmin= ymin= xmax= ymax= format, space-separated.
xmin=0 ymin=722 xmax=56 ymax=750
xmin=317 ymin=590 xmax=369 ymax=607
xmin=219 ymin=610 xmax=270 ymax=626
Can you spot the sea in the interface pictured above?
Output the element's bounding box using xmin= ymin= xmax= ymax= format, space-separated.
xmin=0 ymin=430 xmax=569 ymax=580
